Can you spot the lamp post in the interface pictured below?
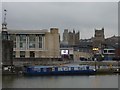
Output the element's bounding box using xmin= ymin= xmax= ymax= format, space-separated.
xmin=94 ymin=57 xmax=97 ymax=71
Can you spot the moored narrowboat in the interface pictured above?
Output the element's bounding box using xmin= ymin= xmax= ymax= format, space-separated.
xmin=23 ymin=65 xmax=96 ymax=75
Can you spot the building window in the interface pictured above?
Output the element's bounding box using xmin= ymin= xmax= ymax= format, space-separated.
xmin=13 ymin=51 xmax=16 ymax=58
xmin=29 ymin=35 xmax=35 ymax=42
xmin=29 ymin=42 xmax=35 ymax=48
xmin=14 ymin=42 xmax=16 ymax=48
xmin=18 ymin=35 xmax=26 ymax=49
xmin=29 ymin=35 xmax=36 ymax=48
xmin=20 ymin=51 xmax=25 ymax=57
xmin=30 ymin=51 xmax=35 ymax=58
xmin=10 ymin=34 xmax=16 ymax=41
xmin=19 ymin=35 xmax=26 ymax=42
xmin=39 ymin=36 xmax=42 ymax=48
xmin=10 ymin=35 xmax=16 ymax=48
xmin=19 ymin=42 xmax=26 ymax=48
xmin=20 ymin=42 xmax=23 ymax=48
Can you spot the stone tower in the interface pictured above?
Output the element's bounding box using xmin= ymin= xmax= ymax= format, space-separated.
xmin=75 ymin=31 xmax=80 ymax=45
xmin=62 ymin=29 xmax=80 ymax=45
xmin=63 ymin=29 xmax=69 ymax=45
xmin=93 ymin=28 xmax=105 ymax=48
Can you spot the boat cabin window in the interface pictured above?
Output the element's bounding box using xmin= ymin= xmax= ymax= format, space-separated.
xmin=74 ymin=67 xmax=79 ymax=70
xmin=58 ymin=67 xmax=63 ymax=71
xmin=41 ymin=68 xmax=43 ymax=72
xmin=52 ymin=68 xmax=55 ymax=71
xmin=43 ymin=68 xmax=47 ymax=72
xmin=33 ymin=68 xmax=39 ymax=71
xmin=79 ymin=67 xmax=85 ymax=70
xmin=71 ymin=67 xmax=74 ymax=70
xmin=68 ymin=67 xmax=71 ymax=71
xmin=33 ymin=68 xmax=41 ymax=72
xmin=86 ymin=66 xmax=89 ymax=70
xmin=47 ymin=68 xmax=52 ymax=72
xmin=63 ymin=67 xmax=69 ymax=71
xmin=78 ymin=67 xmax=82 ymax=70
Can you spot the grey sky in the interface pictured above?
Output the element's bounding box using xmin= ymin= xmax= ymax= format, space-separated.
xmin=2 ymin=2 xmax=118 ymax=40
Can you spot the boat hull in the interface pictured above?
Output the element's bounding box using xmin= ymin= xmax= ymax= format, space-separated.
xmin=23 ymin=65 xmax=96 ymax=76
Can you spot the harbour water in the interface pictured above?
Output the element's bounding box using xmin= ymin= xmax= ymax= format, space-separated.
xmin=2 ymin=74 xmax=119 ymax=88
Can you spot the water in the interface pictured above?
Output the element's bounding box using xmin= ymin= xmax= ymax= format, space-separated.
xmin=2 ymin=74 xmax=119 ymax=88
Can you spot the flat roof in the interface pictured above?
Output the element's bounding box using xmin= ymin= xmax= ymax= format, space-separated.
xmin=7 ymin=29 xmax=48 ymax=34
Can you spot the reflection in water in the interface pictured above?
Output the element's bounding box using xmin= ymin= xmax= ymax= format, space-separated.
xmin=0 ymin=75 xmax=2 ymax=89
xmin=2 ymin=74 xmax=118 ymax=88
xmin=2 ymin=75 xmax=17 ymax=88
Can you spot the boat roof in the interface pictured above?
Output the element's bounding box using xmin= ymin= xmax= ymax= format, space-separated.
xmin=29 ymin=66 xmax=54 ymax=68
xmin=29 ymin=65 xmax=89 ymax=68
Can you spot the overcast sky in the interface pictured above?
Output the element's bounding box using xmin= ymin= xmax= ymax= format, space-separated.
xmin=2 ymin=2 xmax=118 ymax=40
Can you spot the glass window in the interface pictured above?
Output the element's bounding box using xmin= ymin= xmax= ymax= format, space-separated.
xmin=20 ymin=51 xmax=25 ymax=57
xmin=52 ymin=68 xmax=55 ymax=71
xmin=10 ymin=34 xmax=16 ymax=41
xmin=29 ymin=42 xmax=35 ymax=48
xmin=30 ymin=51 xmax=35 ymax=57
xmin=29 ymin=35 xmax=36 ymax=48
xmin=29 ymin=35 xmax=35 ymax=42
xmin=13 ymin=51 xmax=16 ymax=58
xmin=14 ymin=42 xmax=16 ymax=48
xmin=19 ymin=35 xmax=26 ymax=42
xmin=39 ymin=36 xmax=42 ymax=48
xmin=20 ymin=42 xmax=23 ymax=48
xmin=20 ymin=42 xmax=26 ymax=48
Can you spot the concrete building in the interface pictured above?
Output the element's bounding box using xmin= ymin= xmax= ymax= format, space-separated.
xmin=62 ymin=29 xmax=80 ymax=45
xmin=5 ymin=28 xmax=61 ymax=62
xmin=1 ymin=10 xmax=61 ymax=66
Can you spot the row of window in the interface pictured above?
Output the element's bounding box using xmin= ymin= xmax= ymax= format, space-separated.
xmin=32 ymin=67 xmax=87 ymax=72
xmin=12 ymin=35 xmax=43 ymax=48
xmin=13 ymin=51 xmax=35 ymax=58
xmin=13 ymin=42 xmax=42 ymax=48
xmin=103 ymin=50 xmax=115 ymax=53
xmin=9 ymin=34 xmax=43 ymax=41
